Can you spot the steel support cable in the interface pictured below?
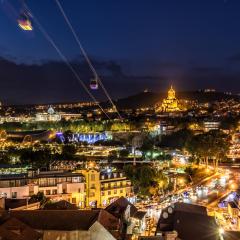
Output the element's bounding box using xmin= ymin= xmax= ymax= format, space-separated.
xmin=54 ymin=0 xmax=123 ymax=120
xmin=23 ymin=3 xmax=111 ymax=120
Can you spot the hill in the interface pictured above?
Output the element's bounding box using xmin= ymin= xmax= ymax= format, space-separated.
xmin=115 ymin=91 xmax=240 ymax=109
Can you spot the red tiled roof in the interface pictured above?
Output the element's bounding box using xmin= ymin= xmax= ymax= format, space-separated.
xmin=0 ymin=217 xmax=42 ymax=240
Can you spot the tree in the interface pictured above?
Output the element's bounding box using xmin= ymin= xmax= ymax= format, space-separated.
xmin=29 ymin=192 xmax=48 ymax=206
xmin=108 ymin=150 xmax=118 ymax=163
xmin=123 ymin=164 xmax=169 ymax=197
xmin=18 ymin=147 xmax=53 ymax=169
xmin=159 ymin=128 xmax=193 ymax=149
xmin=220 ymin=116 xmax=239 ymax=131
xmin=140 ymin=136 xmax=155 ymax=159
xmin=119 ymin=149 xmax=129 ymax=158
xmin=61 ymin=144 xmax=77 ymax=160
xmin=185 ymin=130 xmax=230 ymax=168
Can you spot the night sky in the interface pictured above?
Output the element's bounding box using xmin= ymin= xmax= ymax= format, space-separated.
xmin=0 ymin=0 xmax=240 ymax=104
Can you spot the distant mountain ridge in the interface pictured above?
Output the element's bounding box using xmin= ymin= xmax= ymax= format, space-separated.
xmin=115 ymin=91 xmax=240 ymax=109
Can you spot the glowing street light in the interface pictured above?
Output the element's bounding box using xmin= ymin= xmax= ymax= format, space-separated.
xmin=219 ymin=227 xmax=224 ymax=235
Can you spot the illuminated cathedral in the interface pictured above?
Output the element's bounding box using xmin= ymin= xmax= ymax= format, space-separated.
xmin=156 ymin=86 xmax=180 ymax=112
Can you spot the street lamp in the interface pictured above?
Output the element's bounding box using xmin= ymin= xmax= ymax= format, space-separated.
xmin=230 ymin=183 xmax=237 ymax=190
xmin=219 ymin=227 xmax=224 ymax=235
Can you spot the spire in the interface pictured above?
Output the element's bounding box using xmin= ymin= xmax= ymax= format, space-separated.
xmin=168 ymin=86 xmax=175 ymax=99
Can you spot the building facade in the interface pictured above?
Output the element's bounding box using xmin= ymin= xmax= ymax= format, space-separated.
xmin=156 ymin=86 xmax=180 ymax=112
xmin=77 ymin=168 xmax=133 ymax=207
xmin=0 ymin=170 xmax=85 ymax=207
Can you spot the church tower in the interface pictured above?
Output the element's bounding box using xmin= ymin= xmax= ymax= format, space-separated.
xmin=156 ymin=86 xmax=180 ymax=112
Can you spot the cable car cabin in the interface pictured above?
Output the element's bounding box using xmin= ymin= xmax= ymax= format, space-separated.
xmin=18 ymin=14 xmax=33 ymax=31
xmin=90 ymin=79 xmax=98 ymax=90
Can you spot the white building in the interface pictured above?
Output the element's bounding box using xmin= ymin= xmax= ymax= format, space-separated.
xmin=0 ymin=170 xmax=85 ymax=207
xmin=203 ymin=120 xmax=220 ymax=132
xmin=35 ymin=106 xmax=61 ymax=122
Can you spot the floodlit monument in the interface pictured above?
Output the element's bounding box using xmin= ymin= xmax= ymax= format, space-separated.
xmin=156 ymin=86 xmax=180 ymax=112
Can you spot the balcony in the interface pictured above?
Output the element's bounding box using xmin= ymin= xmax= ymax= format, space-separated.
xmin=101 ymin=185 xmax=126 ymax=191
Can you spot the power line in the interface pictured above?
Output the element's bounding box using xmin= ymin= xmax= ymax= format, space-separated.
xmin=54 ymin=0 xmax=123 ymax=120
xmin=23 ymin=2 xmax=111 ymax=120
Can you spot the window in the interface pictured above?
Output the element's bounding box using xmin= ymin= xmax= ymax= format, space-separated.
xmin=120 ymin=189 xmax=123 ymax=194
xmin=90 ymin=192 xmax=95 ymax=197
xmin=78 ymin=188 xmax=81 ymax=193
xmin=46 ymin=190 xmax=51 ymax=195
xmin=91 ymin=184 xmax=95 ymax=189
xmin=72 ymin=177 xmax=80 ymax=183
xmin=48 ymin=178 xmax=55 ymax=186
xmin=101 ymin=191 xmax=105 ymax=196
xmin=108 ymin=191 xmax=111 ymax=196
xmin=10 ymin=181 xmax=15 ymax=187
xmin=52 ymin=189 xmax=57 ymax=195
xmin=114 ymin=189 xmax=117 ymax=194
xmin=63 ymin=189 xmax=67 ymax=194
xmin=12 ymin=192 xmax=17 ymax=198
xmin=72 ymin=198 xmax=76 ymax=204
xmin=91 ymin=174 xmax=95 ymax=181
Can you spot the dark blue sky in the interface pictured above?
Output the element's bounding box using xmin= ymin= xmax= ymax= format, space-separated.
xmin=0 ymin=0 xmax=240 ymax=104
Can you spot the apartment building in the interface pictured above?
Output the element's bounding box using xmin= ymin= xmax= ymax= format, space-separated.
xmin=0 ymin=170 xmax=85 ymax=207
xmin=77 ymin=168 xmax=133 ymax=207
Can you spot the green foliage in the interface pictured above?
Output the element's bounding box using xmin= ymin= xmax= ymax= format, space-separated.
xmin=159 ymin=128 xmax=193 ymax=149
xmin=0 ymin=120 xmax=132 ymax=133
xmin=140 ymin=136 xmax=155 ymax=159
xmin=185 ymin=130 xmax=230 ymax=167
xmin=61 ymin=144 xmax=77 ymax=159
xmin=29 ymin=191 xmax=48 ymax=206
xmin=123 ymin=164 xmax=168 ymax=197
xmin=119 ymin=149 xmax=129 ymax=158
xmin=18 ymin=148 xmax=53 ymax=169
xmin=220 ymin=116 xmax=239 ymax=131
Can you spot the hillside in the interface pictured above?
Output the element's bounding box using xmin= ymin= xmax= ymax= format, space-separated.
xmin=115 ymin=91 xmax=240 ymax=109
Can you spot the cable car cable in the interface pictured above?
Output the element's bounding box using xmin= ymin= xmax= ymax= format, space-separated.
xmin=54 ymin=0 xmax=123 ymax=120
xmin=23 ymin=3 xmax=111 ymax=120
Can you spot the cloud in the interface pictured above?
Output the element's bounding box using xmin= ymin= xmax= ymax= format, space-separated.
xmin=0 ymin=56 xmax=239 ymax=105
xmin=0 ymin=57 xmax=128 ymax=105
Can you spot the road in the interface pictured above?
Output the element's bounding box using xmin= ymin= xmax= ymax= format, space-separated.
xmin=135 ymin=165 xmax=240 ymax=236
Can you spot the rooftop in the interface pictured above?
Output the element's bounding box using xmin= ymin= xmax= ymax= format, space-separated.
xmin=0 ymin=217 xmax=42 ymax=240
xmin=105 ymin=196 xmax=138 ymax=218
xmin=43 ymin=200 xmax=79 ymax=210
xmin=3 ymin=209 xmax=119 ymax=231
xmin=157 ymin=203 xmax=219 ymax=240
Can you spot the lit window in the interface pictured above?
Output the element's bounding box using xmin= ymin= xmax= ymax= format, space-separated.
xmin=46 ymin=190 xmax=51 ymax=195
xmin=90 ymin=192 xmax=95 ymax=197
xmin=12 ymin=192 xmax=17 ymax=198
